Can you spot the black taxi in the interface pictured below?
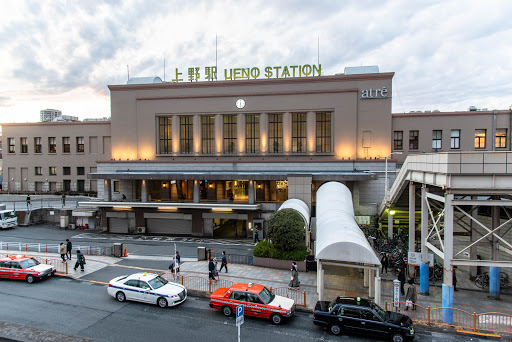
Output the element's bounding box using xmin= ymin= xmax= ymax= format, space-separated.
xmin=313 ymin=297 xmax=414 ymax=342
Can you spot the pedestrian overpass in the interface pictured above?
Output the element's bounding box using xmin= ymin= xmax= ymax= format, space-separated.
xmin=380 ymin=151 xmax=512 ymax=323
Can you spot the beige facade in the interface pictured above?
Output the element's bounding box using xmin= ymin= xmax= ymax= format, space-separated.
xmin=1 ymin=122 xmax=111 ymax=193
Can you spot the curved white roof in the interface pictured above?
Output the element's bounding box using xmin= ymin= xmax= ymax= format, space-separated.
xmin=278 ymin=199 xmax=310 ymax=228
xmin=127 ymin=76 xmax=163 ymax=85
xmin=315 ymin=182 xmax=380 ymax=266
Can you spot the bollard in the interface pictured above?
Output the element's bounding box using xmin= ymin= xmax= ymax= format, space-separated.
xmin=385 ymin=301 xmax=388 ymax=311
xmin=228 ymin=255 xmax=231 ymax=264
xmin=102 ymin=249 xmax=105 ymax=256
xmin=86 ymin=248 xmax=89 ymax=256
xmin=123 ymin=246 xmax=128 ymax=257
xmin=427 ymin=306 xmax=431 ymax=325
xmin=473 ymin=312 xmax=476 ymax=331
xmin=46 ymin=245 xmax=48 ymax=253
xmin=6 ymin=243 xmax=8 ymax=251
xmin=26 ymin=244 xmax=28 ymax=252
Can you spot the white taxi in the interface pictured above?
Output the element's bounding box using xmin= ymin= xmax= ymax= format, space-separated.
xmin=108 ymin=272 xmax=187 ymax=308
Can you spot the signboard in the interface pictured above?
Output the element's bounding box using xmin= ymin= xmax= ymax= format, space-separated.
xmin=236 ymin=305 xmax=244 ymax=327
xmin=355 ymin=216 xmax=370 ymax=226
xmin=408 ymin=252 xmax=434 ymax=267
xmin=393 ymin=280 xmax=400 ymax=307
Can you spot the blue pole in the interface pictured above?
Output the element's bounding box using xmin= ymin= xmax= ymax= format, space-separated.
xmin=420 ymin=262 xmax=429 ymax=295
xmin=489 ymin=266 xmax=500 ymax=299
xmin=442 ymin=284 xmax=454 ymax=324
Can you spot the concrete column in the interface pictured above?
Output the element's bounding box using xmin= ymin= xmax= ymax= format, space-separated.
xmin=490 ymin=266 xmax=501 ymax=299
xmin=363 ymin=269 xmax=369 ymax=287
xmin=388 ymin=210 xmax=394 ymax=239
xmin=306 ymin=111 xmax=316 ymax=154
xmin=104 ymin=180 xmax=112 ymax=201
xmin=442 ymin=193 xmax=454 ymax=324
xmin=375 ymin=268 xmax=382 ymax=306
xmin=248 ymin=180 xmax=255 ymax=204
xmin=317 ymin=260 xmax=324 ymax=301
xmin=172 ymin=115 xmax=180 ymax=153
xmin=237 ymin=113 xmax=245 ymax=154
xmin=368 ymin=269 xmax=375 ymax=298
xmin=283 ymin=112 xmax=292 ymax=153
xmin=420 ymin=185 xmax=429 ymax=295
xmin=352 ymin=182 xmax=360 ymax=213
xmin=141 ymin=180 xmax=147 ymax=202
xmin=193 ymin=180 xmax=199 ymax=203
xmin=409 ymin=182 xmax=416 ymax=252
xmin=215 ymin=114 xmax=223 ymax=154
xmin=193 ymin=114 xmax=201 ymax=154
xmin=260 ymin=113 xmax=268 ymax=153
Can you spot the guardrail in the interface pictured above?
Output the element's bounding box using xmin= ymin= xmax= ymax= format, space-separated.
xmin=0 ymin=252 xmax=68 ymax=274
xmin=161 ymin=271 xmax=306 ymax=306
xmin=0 ymin=241 xmax=109 ymax=257
xmin=386 ymin=301 xmax=512 ymax=335
xmin=4 ymin=199 xmax=82 ymax=211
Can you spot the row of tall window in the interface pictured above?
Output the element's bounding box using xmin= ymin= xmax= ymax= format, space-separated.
xmin=158 ymin=112 xmax=332 ymax=154
xmin=393 ymin=128 xmax=508 ymax=151
xmin=35 ymin=166 xmax=86 ymax=176
xmin=7 ymin=137 xmax=85 ymax=154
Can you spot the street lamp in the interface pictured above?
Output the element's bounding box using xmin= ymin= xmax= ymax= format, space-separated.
xmin=385 ymin=152 xmax=402 ymax=203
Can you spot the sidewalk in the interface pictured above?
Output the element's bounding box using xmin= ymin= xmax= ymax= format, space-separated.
xmin=3 ymin=249 xmax=511 ymax=314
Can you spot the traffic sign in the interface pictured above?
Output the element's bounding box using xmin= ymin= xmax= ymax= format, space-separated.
xmin=236 ymin=305 xmax=244 ymax=326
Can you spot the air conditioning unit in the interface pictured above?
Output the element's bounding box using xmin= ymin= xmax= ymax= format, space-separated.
xmin=137 ymin=226 xmax=146 ymax=234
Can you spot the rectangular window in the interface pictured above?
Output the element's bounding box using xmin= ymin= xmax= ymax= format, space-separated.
xmin=8 ymin=138 xmax=15 ymax=153
xmin=63 ymin=167 xmax=71 ymax=176
xmin=496 ymin=128 xmax=507 ymax=148
xmin=76 ymin=136 xmax=84 ymax=153
xmin=20 ymin=137 xmax=28 ymax=153
xmin=432 ymin=130 xmax=442 ymax=150
xmin=48 ymin=137 xmax=56 ymax=153
xmin=180 ymin=116 xmax=193 ymax=154
xmin=34 ymin=137 xmax=42 ymax=153
xmin=268 ymin=113 xmax=283 ymax=153
xmin=77 ymin=167 xmax=85 ymax=175
xmin=474 ymin=129 xmax=486 ymax=149
xmin=35 ymin=167 xmax=42 ymax=176
xmin=223 ymin=115 xmax=237 ymax=154
xmin=393 ymin=131 xmax=403 ymax=150
xmin=246 ymin=114 xmax=260 ymax=154
xmin=49 ymin=167 xmax=57 ymax=176
xmin=451 ymin=129 xmax=460 ymax=149
xmin=409 ymin=130 xmax=418 ymax=150
xmin=62 ymin=137 xmax=70 ymax=153
xmin=292 ymin=113 xmax=306 ymax=153
xmin=113 ymin=180 xmax=120 ymax=193
xmin=201 ymin=115 xmax=215 ymax=154
xmin=158 ymin=117 xmax=172 ymax=154
xmin=316 ymin=112 xmax=331 ymax=153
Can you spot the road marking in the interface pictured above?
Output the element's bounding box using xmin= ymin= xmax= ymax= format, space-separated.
xmin=90 ymin=280 xmax=108 ymax=285
xmin=456 ymin=329 xmax=501 ymax=337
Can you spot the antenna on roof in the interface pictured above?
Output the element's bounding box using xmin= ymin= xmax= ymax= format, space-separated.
xmin=127 ymin=65 xmax=130 ymax=82
xmin=216 ymin=34 xmax=218 ymax=81
xmin=164 ymin=58 xmax=166 ymax=82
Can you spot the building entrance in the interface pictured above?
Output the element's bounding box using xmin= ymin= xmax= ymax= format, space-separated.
xmin=212 ymin=218 xmax=247 ymax=238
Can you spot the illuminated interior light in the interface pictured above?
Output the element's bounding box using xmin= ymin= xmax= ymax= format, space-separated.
xmin=113 ymin=206 xmax=132 ymax=209
xmin=212 ymin=208 xmax=232 ymax=212
xmin=158 ymin=207 xmax=177 ymax=210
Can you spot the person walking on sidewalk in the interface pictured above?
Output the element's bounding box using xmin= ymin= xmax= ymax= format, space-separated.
xmin=453 ymin=266 xmax=458 ymax=291
xmin=405 ymin=279 xmax=417 ymax=310
xmin=398 ymin=267 xmax=406 ymax=296
xmin=208 ymin=259 xmax=216 ymax=281
xmin=175 ymin=251 xmax=181 ymax=273
xmin=219 ymin=251 xmax=228 ymax=273
xmin=59 ymin=243 xmax=67 ymax=262
xmin=381 ymin=253 xmax=389 ymax=274
xmin=66 ymin=239 xmax=72 ymax=260
xmin=26 ymin=195 xmax=31 ymax=210
xmin=62 ymin=193 xmax=66 ymax=207
xmin=74 ymin=250 xmax=86 ymax=272
xmin=212 ymin=258 xmax=219 ymax=280
xmin=289 ymin=263 xmax=299 ymax=288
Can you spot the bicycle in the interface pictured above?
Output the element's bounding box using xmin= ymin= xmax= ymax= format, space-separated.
xmin=475 ymin=272 xmax=509 ymax=289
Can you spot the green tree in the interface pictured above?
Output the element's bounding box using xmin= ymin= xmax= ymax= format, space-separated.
xmin=267 ymin=209 xmax=305 ymax=251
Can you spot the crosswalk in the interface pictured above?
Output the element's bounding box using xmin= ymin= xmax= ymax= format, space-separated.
xmin=72 ymin=232 xmax=256 ymax=246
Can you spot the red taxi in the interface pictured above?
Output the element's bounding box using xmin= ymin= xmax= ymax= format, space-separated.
xmin=209 ymin=282 xmax=295 ymax=325
xmin=0 ymin=255 xmax=56 ymax=283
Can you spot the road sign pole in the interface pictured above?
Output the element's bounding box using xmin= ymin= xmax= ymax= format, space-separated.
xmin=236 ymin=304 xmax=244 ymax=341
xmin=238 ymin=325 xmax=240 ymax=342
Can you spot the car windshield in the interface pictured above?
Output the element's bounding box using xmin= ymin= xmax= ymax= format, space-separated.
xmin=328 ymin=299 xmax=337 ymax=311
xmin=148 ymin=275 xmax=168 ymax=289
xmin=1 ymin=212 xmax=16 ymax=219
xmin=372 ymin=302 xmax=387 ymax=321
xmin=20 ymin=258 xmax=40 ymax=269
xmin=258 ymin=287 xmax=275 ymax=304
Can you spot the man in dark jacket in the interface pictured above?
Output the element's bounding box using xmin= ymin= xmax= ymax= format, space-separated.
xmin=208 ymin=259 xmax=216 ymax=281
xmin=66 ymin=239 xmax=72 ymax=260
xmin=74 ymin=250 xmax=86 ymax=272
xmin=219 ymin=251 xmax=228 ymax=273
xmin=398 ymin=267 xmax=406 ymax=296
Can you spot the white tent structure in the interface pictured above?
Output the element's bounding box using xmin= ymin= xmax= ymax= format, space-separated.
xmin=315 ymin=181 xmax=382 ymax=304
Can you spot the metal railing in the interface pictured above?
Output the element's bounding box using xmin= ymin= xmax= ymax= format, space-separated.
xmin=386 ymin=301 xmax=512 ymax=335
xmin=0 ymin=241 xmax=106 ymax=256
xmin=5 ymin=199 xmax=83 ymax=211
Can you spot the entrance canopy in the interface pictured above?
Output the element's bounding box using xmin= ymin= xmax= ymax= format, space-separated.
xmin=315 ymin=182 xmax=380 ymax=266
xmin=278 ymin=199 xmax=310 ymax=228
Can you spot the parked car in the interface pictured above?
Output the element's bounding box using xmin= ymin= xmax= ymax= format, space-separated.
xmin=0 ymin=210 xmax=17 ymax=229
xmin=313 ymin=296 xmax=414 ymax=342
xmin=209 ymin=282 xmax=294 ymax=325
xmin=108 ymin=272 xmax=187 ymax=308
xmin=0 ymin=255 xmax=55 ymax=283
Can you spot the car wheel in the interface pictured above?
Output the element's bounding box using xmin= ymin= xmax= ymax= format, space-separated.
xmin=157 ymin=297 xmax=168 ymax=308
xmin=222 ymin=306 xmax=233 ymax=317
xmin=115 ymin=291 xmax=126 ymax=302
xmin=271 ymin=313 xmax=283 ymax=325
xmin=391 ymin=333 xmax=404 ymax=342
xmin=329 ymin=324 xmax=342 ymax=335
xmin=26 ymin=275 xmax=34 ymax=284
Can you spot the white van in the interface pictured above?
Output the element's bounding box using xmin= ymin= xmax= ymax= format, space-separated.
xmin=0 ymin=210 xmax=18 ymax=228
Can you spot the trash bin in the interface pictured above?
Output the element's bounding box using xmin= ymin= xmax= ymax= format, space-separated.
xmin=60 ymin=216 xmax=69 ymax=228
xmin=197 ymin=247 xmax=206 ymax=261
xmin=113 ymin=243 xmax=124 ymax=257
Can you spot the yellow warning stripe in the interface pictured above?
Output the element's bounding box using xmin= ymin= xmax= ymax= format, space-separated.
xmin=456 ymin=330 xmax=501 ymax=338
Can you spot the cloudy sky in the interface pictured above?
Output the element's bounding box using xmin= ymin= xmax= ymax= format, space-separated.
xmin=0 ymin=0 xmax=511 ymax=123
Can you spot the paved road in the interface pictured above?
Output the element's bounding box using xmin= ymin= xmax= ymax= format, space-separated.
xmin=0 ymin=276 xmax=495 ymax=342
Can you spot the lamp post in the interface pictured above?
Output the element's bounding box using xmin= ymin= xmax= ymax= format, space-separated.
xmin=385 ymin=152 xmax=402 ymax=203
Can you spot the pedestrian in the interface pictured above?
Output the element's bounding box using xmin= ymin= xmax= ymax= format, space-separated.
xmin=453 ymin=266 xmax=458 ymax=291
xmin=175 ymin=251 xmax=181 ymax=273
xmin=213 ymin=258 xmax=219 ymax=279
xmin=219 ymin=251 xmax=228 ymax=273
xmin=122 ymin=194 xmax=126 ymax=201
xmin=289 ymin=263 xmax=299 ymax=288
xmin=26 ymin=194 xmax=31 ymax=209
xmin=74 ymin=250 xmax=86 ymax=272
xmin=62 ymin=193 xmax=66 ymax=206
xmin=59 ymin=243 xmax=67 ymax=262
xmin=405 ymin=279 xmax=417 ymax=310
xmin=66 ymin=239 xmax=72 ymax=260
xmin=208 ymin=258 xmax=216 ymax=281
xmin=168 ymin=257 xmax=176 ymax=274
xmin=398 ymin=267 xmax=406 ymax=296
xmin=381 ymin=253 xmax=389 ymax=274
xmin=254 ymin=227 xmax=260 ymax=243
